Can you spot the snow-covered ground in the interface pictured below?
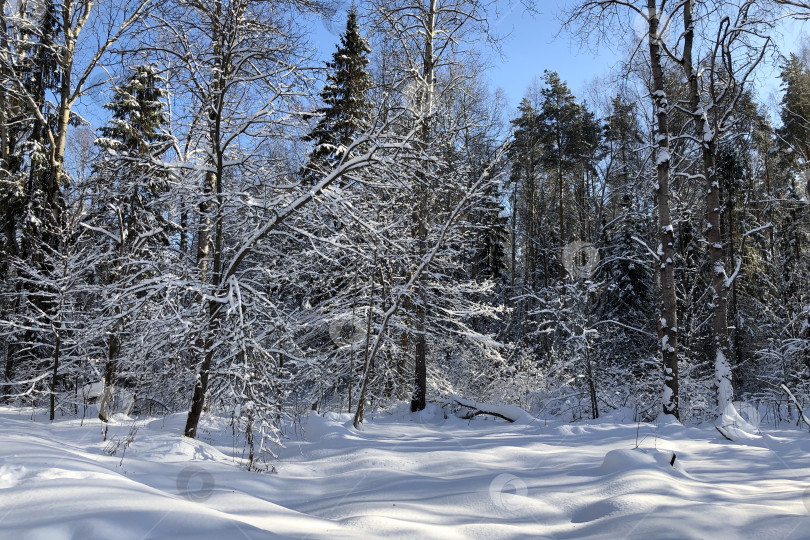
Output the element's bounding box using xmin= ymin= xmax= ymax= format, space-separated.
xmin=1 ymin=404 xmax=809 ymax=539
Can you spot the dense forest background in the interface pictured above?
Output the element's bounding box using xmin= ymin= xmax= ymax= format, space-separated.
xmin=0 ymin=0 xmax=808 ymax=467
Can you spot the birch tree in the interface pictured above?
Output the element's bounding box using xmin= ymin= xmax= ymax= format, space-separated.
xmin=566 ymin=0 xmax=681 ymax=417
xmin=676 ymin=0 xmax=772 ymax=422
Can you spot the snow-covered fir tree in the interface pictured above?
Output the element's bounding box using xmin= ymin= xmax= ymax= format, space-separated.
xmin=302 ymin=7 xmax=372 ymax=181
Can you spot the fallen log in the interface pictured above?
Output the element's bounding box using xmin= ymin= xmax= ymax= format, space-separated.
xmin=449 ymin=396 xmax=534 ymax=424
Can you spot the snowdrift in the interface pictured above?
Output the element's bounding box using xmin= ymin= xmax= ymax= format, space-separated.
xmin=0 ymin=405 xmax=808 ymax=539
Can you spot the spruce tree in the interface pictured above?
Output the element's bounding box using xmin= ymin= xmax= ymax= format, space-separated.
xmin=1 ymin=1 xmax=65 ymax=400
xmin=779 ymin=54 xmax=810 ymax=166
xmin=91 ymin=64 xmax=171 ymax=421
xmin=97 ymin=65 xmax=169 ymax=155
xmin=94 ymin=64 xmax=171 ymax=245
xmin=302 ymin=7 xmax=371 ymax=181
xmin=599 ymin=95 xmax=650 ymax=322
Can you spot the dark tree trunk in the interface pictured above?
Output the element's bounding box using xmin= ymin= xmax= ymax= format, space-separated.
xmin=410 ymin=0 xmax=436 ymax=413
xmin=648 ymin=0 xmax=679 ymax=418
xmin=682 ymin=0 xmax=732 ymax=414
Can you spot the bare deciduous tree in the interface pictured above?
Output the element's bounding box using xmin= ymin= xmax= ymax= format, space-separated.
xmin=565 ymin=0 xmax=681 ymax=418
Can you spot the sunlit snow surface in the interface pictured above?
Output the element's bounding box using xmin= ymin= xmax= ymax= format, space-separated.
xmin=1 ymin=405 xmax=809 ymax=539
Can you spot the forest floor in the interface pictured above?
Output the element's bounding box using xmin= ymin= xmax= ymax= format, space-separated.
xmin=0 ymin=403 xmax=809 ymax=539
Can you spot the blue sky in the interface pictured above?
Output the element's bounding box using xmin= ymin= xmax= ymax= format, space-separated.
xmin=310 ymin=1 xmax=809 ymax=117
xmin=74 ymin=2 xmax=807 ymax=130
xmin=485 ymin=3 xmax=622 ymax=107
xmin=310 ymin=2 xmax=617 ymax=109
